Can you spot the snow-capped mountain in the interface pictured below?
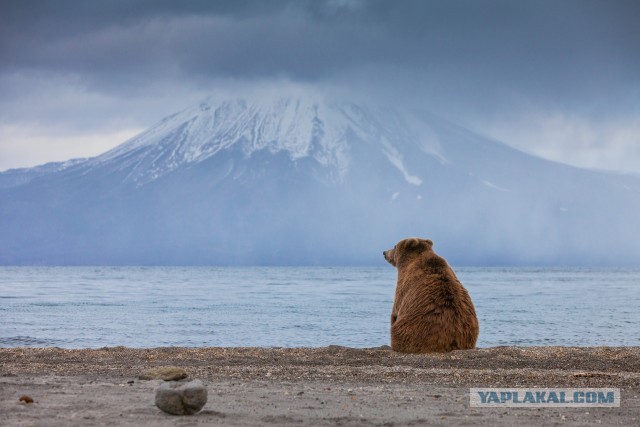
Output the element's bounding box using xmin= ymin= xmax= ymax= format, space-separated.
xmin=87 ymin=96 xmax=443 ymax=187
xmin=1 ymin=94 xmax=639 ymax=265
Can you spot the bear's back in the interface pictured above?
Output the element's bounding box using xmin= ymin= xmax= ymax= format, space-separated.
xmin=397 ymin=254 xmax=467 ymax=313
xmin=392 ymin=251 xmax=479 ymax=352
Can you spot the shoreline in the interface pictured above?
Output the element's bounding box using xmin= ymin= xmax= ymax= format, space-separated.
xmin=2 ymin=346 xmax=639 ymax=426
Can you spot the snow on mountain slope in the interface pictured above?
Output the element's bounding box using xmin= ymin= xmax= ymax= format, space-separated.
xmin=87 ymin=96 xmax=444 ymax=187
xmin=0 ymin=158 xmax=87 ymax=189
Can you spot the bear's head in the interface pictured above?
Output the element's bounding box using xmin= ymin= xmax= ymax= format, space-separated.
xmin=383 ymin=237 xmax=434 ymax=267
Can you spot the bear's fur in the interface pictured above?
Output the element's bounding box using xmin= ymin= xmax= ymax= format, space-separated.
xmin=383 ymin=238 xmax=479 ymax=353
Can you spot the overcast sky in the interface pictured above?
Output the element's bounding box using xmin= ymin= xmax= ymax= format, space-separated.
xmin=1 ymin=0 xmax=638 ymax=172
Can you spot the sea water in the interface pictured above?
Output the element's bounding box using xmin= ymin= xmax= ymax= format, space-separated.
xmin=0 ymin=267 xmax=638 ymax=348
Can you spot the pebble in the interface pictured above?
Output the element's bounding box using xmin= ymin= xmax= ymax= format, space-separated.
xmin=139 ymin=367 xmax=188 ymax=381
xmin=155 ymin=379 xmax=207 ymax=415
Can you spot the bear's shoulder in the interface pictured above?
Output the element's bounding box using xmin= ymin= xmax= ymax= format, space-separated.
xmin=419 ymin=252 xmax=451 ymax=275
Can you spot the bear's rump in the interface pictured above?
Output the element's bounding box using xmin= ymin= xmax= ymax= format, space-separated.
xmin=391 ymin=307 xmax=474 ymax=352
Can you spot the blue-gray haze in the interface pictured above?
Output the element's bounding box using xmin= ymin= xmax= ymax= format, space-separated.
xmin=1 ymin=96 xmax=639 ymax=266
xmin=0 ymin=94 xmax=640 ymax=265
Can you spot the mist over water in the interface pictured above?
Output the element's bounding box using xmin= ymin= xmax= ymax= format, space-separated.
xmin=1 ymin=266 xmax=638 ymax=348
xmin=2 ymin=95 xmax=639 ymax=266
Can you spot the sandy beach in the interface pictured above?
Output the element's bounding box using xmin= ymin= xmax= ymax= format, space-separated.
xmin=1 ymin=346 xmax=639 ymax=426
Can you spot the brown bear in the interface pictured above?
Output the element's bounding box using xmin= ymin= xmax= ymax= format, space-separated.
xmin=383 ymin=237 xmax=479 ymax=353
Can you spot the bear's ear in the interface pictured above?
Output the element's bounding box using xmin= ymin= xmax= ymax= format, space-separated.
xmin=405 ymin=238 xmax=422 ymax=249
xmin=401 ymin=237 xmax=430 ymax=252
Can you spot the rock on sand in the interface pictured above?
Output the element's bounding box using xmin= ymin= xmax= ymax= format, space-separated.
xmin=155 ymin=379 xmax=207 ymax=415
xmin=139 ymin=367 xmax=188 ymax=381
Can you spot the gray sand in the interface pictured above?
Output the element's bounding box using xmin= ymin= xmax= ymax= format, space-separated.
xmin=1 ymin=346 xmax=639 ymax=426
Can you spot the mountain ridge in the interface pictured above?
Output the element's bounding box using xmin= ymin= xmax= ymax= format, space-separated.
xmin=1 ymin=95 xmax=639 ymax=266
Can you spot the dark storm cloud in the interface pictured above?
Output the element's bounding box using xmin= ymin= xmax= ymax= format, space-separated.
xmin=1 ymin=0 xmax=639 ymax=113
